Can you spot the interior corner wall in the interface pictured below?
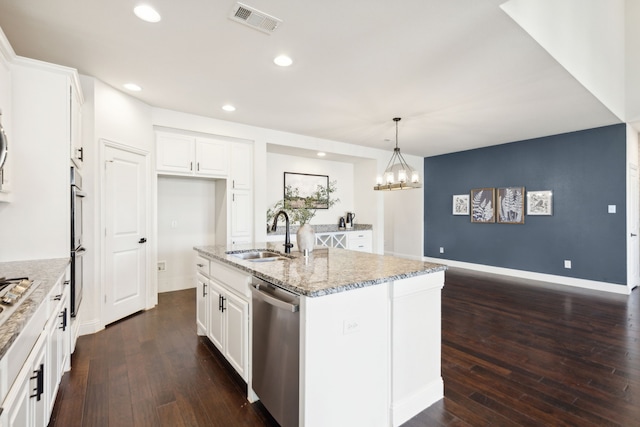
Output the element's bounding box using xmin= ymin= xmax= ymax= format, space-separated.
xmin=157 ymin=176 xmax=217 ymax=293
xmin=424 ymin=124 xmax=627 ymax=285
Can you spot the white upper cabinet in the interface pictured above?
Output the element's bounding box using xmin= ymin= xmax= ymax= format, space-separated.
xmin=230 ymin=142 xmax=253 ymax=190
xmin=195 ymin=137 xmax=229 ymax=177
xmin=156 ymin=131 xmax=230 ymax=178
xmin=69 ymin=83 xmax=83 ymax=168
xmin=156 ymin=132 xmax=196 ymax=174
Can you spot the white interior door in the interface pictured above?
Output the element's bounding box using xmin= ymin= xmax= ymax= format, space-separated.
xmin=104 ymin=144 xmax=148 ymax=325
xmin=628 ymin=164 xmax=639 ymax=291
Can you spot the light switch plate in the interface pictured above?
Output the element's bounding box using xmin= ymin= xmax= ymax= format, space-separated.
xmin=608 ymin=205 xmax=616 ymax=214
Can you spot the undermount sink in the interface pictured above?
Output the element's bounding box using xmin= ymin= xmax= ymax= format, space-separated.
xmin=227 ymin=250 xmax=288 ymax=262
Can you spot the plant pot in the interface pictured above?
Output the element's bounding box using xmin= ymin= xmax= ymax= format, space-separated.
xmin=296 ymin=224 xmax=315 ymax=253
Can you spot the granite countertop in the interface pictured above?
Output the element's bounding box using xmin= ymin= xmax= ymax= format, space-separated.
xmin=194 ymin=243 xmax=446 ymax=297
xmin=0 ymin=258 xmax=70 ymax=359
xmin=269 ymin=223 xmax=372 ymax=235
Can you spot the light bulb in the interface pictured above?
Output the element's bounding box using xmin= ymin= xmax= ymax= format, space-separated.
xmin=411 ymin=172 xmax=420 ymax=183
xmin=398 ymin=170 xmax=407 ymax=183
xmin=376 ymin=175 xmax=383 ymax=185
xmin=386 ymin=172 xmax=394 ymax=184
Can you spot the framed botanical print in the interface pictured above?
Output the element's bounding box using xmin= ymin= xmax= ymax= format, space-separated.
xmin=452 ymin=194 xmax=470 ymax=215
xmin=497 ymin=187 xmax=525 ymax=224
xmin=470 ymin=188 xmax=495 ymax=223
xmin=527 ymin=190 xmax=553 ymax=216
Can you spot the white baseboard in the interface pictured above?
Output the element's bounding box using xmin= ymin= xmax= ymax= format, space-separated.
xmin=424 ymin=257 xmax=631 ymax=295
xmin=391 ymin=378 xmax=444 ymax=427
xmin=78 ymin=317 xmax=103 ymax=337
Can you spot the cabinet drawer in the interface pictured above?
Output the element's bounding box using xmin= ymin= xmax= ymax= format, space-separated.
xmin=347 ymin=238 xmax=371 ymax=252
xmin=210 ymin=259 xmax=251 ymax=298
xmin=196 ymin=256 xmax=210 ymax=276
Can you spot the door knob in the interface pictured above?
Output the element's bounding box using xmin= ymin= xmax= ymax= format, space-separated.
xmin=138 ymin=238 xmax=147 ymax=244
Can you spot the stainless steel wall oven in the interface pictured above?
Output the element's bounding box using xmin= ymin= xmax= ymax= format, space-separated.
xmin=70 ymin=167 xmax=86 ymax=317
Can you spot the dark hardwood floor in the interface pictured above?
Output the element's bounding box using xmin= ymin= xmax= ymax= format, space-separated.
xmin=49 ymin=269 xmax=639 ymax=426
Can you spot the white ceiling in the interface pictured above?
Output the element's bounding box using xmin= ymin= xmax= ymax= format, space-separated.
xmin=0 ymin=0 xmax=622 ymax=157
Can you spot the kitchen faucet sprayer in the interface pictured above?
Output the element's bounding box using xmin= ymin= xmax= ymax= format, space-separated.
xmin=271 ymin=210 xmax=294 ymax=254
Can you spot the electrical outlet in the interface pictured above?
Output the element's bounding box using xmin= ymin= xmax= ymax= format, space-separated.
xmin=564 ymin=260 xmax=572 ymax=269
xmin=343 ymin=318 xmax=360 ymax=335
xmin=439 ymin=247 xmax=445 ymax=254
xmin=170 ymin=220 xmax=178 ymax=228
xmin=157 ymin=261 xmax=166 ymax=271
xmin=608 ymin=205 xmax=616 ymax=214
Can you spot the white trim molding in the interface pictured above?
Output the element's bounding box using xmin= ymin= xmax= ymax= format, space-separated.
xmin=424 ymin=257 xmax=631 ymax=295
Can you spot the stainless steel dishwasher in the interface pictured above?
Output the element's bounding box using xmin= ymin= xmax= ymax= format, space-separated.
xmin=251 ymin=276 xmax=300 ymax=427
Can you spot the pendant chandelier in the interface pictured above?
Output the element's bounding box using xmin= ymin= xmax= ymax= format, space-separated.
xmin=373 ymin=117 xmax=422 ymax=191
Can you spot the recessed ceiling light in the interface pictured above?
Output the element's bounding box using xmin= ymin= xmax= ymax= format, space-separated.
xmin=317 ymin=152 xmax=326 ymax=157
xmin=134 ymin=5 xmax=161 ymax=23
xmin=222 ymin=105 xmax=236 ymax=112
xmin=274 ymin=55 xmax=293 ymax=67
xmin=123 ymin=83 xmax=142 ymax=92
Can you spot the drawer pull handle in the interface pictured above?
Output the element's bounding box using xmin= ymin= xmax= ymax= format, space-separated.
xmin=197 ymin=263 xmax=205 ymax=268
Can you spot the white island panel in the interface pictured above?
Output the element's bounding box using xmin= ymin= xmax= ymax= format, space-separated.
xmin=300 ymin=283 xmax=390 ymax=427
xmin=390 ymin=271 xmax=444 ymax=426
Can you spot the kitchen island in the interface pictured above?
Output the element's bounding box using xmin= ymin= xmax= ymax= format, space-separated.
xmin=194 ymin=243 xmax=446 ymax=427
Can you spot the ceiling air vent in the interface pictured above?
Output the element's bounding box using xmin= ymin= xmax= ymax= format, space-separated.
xmin=229 ymin=2 xmax=282 ymax=34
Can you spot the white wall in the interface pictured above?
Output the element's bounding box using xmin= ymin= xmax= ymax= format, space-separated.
xmin=157 ymin=176 xmax=218 ymax=292
xmin=266 ymin=152 xmax=354 ymax=227
xmin=79 ymin=76 xmax=154 ymax=334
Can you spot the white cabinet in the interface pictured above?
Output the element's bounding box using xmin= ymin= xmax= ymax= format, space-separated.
xmin=156 ymin=132 xmax=193 ymax=174
xmin=2 ymin=334 xmax=47 ymax=427
xmin=69 ymin=84 xmax=83 ymax=168
xmin=346 ymin=230 xmax=372 ymax=252
xmin=156 ymin=131 xmax=230 ymax=178
xmin=230 ymin=191 xmax=252 ymax=243
xmin=196 ymin=138 xmax=229 ymax=177
xmin=196 ymin=273 xmax=209 ymax=336
xmin=212 ymin=286 xmax=249 ymax=379
xmin=316 ymin=232 xmax=347 ymax=249
xmin=46 ymin=282 xmax=70 ymax=414
xmin=230 ymin=141 xmax=253 ymax=245
xmin=0 ymin=268 xmax=71 ymax=427
xmin=314 ymin=230 xmax=373 ymax=253
xmin=230 ymin=142 xmax=253 ymax=190
xmin=194 ymin=254 xmax=251 ymax=381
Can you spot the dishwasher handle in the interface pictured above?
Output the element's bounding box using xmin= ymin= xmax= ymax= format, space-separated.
xmin=251 ymin=284 xmax=299 ymax=313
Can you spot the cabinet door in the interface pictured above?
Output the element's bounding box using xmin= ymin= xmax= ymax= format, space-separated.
xmin=46 ymin=305 xmax=62 ymax=415
xmin=195 ymin=137 xmax=229 ymax=177
xmin=231 ymin=191 xmax=252 ymax=241
xmin=231 ymin=142 xmax=253 ymax=190
xmin=3 ymin=369 xmax=31 ymax=427
xmin=70 ymin=84 xmax=83 ymax=168
xmin=196 ymin=273 xmax=208 ymax=336
xmin=156 ymin=133 xmax=195 ymax=174
xmin=207 ymin=281 xmax=225 ymax=352
xmin=224 ymin=291 xmax=249 ymax=381
xmin=32 ymin=343 xmax=47 ymax=427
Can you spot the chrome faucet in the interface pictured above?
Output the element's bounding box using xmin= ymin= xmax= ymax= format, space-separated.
xmin=271 ymin=210 xmax=294 ymax=254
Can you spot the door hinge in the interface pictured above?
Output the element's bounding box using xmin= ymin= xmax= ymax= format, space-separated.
xmin=104 ymin=295 xmax=107 ymax=303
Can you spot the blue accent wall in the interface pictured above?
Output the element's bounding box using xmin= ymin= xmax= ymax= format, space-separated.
xmin=424 ymin=124 xmax=627 ymax=285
